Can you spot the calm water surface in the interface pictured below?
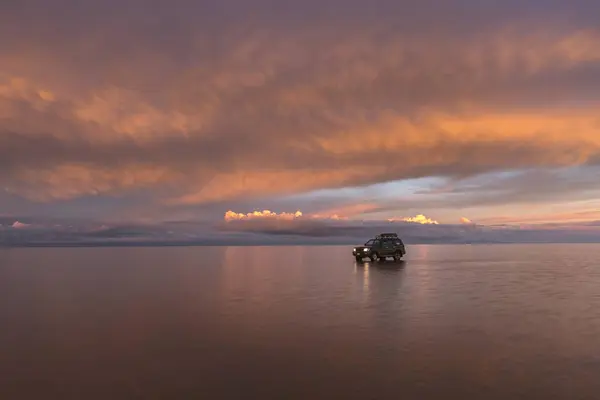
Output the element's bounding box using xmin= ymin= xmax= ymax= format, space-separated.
xmin=1 ymin=244 xmax=600 ymax=399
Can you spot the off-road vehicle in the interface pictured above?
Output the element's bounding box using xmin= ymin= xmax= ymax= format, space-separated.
xmin=352 ymin=233 xmax=406 ymax=262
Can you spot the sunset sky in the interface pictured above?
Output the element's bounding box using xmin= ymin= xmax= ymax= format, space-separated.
xmin=1 ymin=0 xmax=600 ymax=244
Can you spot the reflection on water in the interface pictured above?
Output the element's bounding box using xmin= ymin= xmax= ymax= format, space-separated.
xmin=1 ymin=244 xmax=600 ymax=399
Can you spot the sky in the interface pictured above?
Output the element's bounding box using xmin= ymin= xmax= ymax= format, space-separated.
xmin=1 ymin=0 xmax=600 ymax=244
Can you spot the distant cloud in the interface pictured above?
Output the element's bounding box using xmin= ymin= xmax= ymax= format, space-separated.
xmin=216 ymin=214 xmax=600 ymax=244
xmin=2 ymin=214 xmax=600 ymax=246
xmin=225 ymin=210 xmax=303 ymax=221
xmin=388 ymin=214 xmax=439 ymax=225
xmin=224 ymin=209 xmax=348 ymax=222
xmin=460 ymin=217 xmax=474 ymax=224
xmin=11 ymin=221 xmax=31 ymax=229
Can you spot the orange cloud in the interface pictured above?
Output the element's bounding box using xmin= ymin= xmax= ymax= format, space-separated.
xmin=2 ymin=21 xmax=600 ymax=207
xmin=37 ymin=90 xmax=55 ymax=102
xmin=169 ymin=168 xmax=387 ymax=205
xmin=224 ymin=210 xmax=303 ymax=221
xmin=73 ymin=87 xmax=208 ymax=139
xmin=0 ymin=77 xmax=56 ymax=117
xmin=5 ymin=164 xmax=176 ymax=201
xmin=460 ymin=217 xmax=474 ymax=224
xmin=224 ymin=209 xmax=350 ymax=222
xmin=388 ymin=214 xmax=439 ymax=224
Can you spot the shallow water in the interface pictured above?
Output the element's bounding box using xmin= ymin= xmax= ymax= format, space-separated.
xmin=1 ymin=244 xmax=600 ymax=399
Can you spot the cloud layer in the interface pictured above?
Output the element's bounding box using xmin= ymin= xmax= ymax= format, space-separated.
xmin=1 ymin=0 xmax=600 ymax=228
xmin=4 ymin=214 xmax=600 ymax=247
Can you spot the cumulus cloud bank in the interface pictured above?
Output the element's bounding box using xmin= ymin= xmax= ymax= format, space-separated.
xmin=2 ymin=213 xmax=600 ymax=246
xmin=212 ymin=208 xmax=600 ymax=245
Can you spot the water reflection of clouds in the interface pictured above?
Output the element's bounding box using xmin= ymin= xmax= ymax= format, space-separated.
xmin=362 ymin=263 xmax=370 ymax=302
xmin=355 ymin=259 xmax=409 ymax=311
xmin=5 ymin=245 xmax=599 ymax=398
xmin=219 ymin=246 xmax=311 ymax=322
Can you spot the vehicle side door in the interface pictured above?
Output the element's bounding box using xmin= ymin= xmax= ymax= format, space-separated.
xmin=381 ymin=239 xmax=394 ymax=256
xmin=372 ymin=239 xmax=381 ymax=253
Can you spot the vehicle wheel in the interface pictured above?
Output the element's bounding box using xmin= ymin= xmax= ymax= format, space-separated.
xmin=355 ymin=256 xmax=363 ymax=263
xmin=394 ymin=251 xmax=402 ymax=261
xmin=371 ymin=253 xmax=379 ymax=262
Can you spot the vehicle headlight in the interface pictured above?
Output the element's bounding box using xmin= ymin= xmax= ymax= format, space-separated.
xmin=353 ymin=248 xmax=356 ymax=251
xmin=363 ymin=248 xmax=369 ymax=252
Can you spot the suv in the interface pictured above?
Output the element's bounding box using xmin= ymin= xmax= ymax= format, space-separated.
xmin=352 ymin=233 xmax=406 ymax=262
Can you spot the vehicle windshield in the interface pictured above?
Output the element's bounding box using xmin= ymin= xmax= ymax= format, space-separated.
xmin=364 ymin=240 xmax=374 ymax=246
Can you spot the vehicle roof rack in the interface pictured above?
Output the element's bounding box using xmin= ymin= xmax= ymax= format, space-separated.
xmin=375 ymin=233 xmax=399 ymax=239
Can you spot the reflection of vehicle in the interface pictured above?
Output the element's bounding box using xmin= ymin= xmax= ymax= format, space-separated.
xmin=352 ymin=233 xmax=406 ymax=262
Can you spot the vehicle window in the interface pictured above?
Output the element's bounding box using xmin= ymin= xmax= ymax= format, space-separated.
xmin=365 ymin=240 xmax=374 ymax=246
xmin=373 ymin=240 xmax=380 ymax=246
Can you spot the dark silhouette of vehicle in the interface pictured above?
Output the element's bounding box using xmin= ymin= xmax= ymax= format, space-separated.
xmin=352 ymin=233 xmax=406 ymax=262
